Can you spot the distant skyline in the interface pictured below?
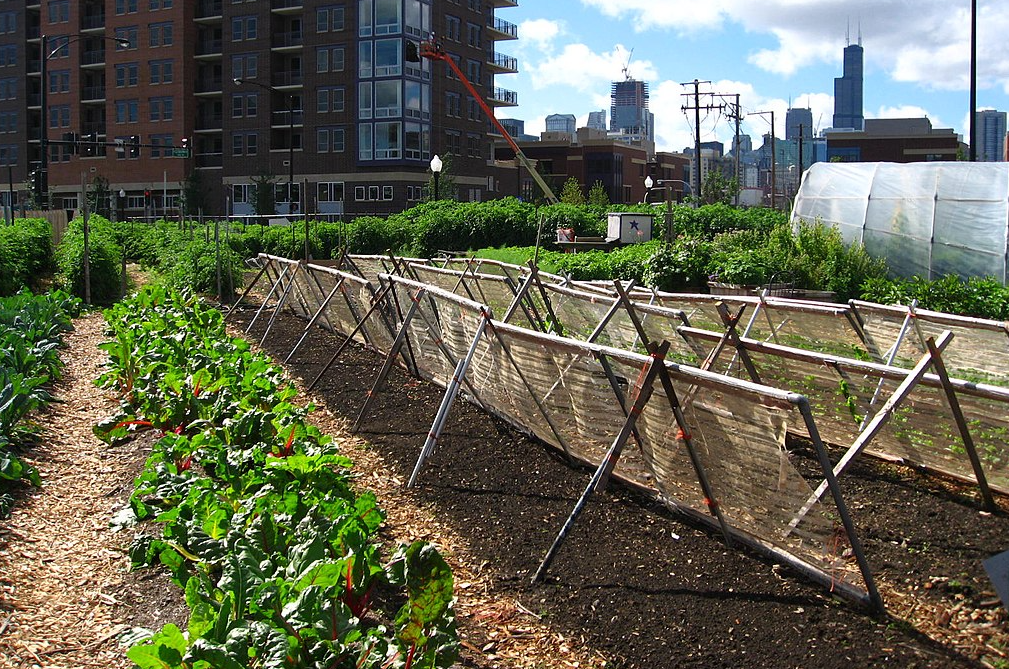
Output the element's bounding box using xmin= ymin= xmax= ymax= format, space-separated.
xmin=495 ymin=0 xmax=1009 ymax=154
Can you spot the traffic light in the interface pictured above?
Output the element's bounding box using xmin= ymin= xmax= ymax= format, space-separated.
xmin=130 ymin=135 xmax=140 ymax=158
xmin=62 ymin=132 xmax=79 ymax=155
xmin=143 ymin=189 xmax=151 ymax=208
xmin=82 ymin=133 xmax=97 ymax=157
xmin=30 ymin=167 xmax=43 ymax=194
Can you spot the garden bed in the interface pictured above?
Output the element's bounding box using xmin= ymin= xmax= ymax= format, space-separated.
xmin=235 ymin=306 xmax=1008 ymax=668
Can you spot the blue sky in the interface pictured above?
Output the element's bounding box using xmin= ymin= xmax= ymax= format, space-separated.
xmin=493 ymin=0 xmax=1009 ymax=154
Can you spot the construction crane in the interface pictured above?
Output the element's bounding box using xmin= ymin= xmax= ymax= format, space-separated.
xmin=411 ymin=39 xmax=559 ymax=205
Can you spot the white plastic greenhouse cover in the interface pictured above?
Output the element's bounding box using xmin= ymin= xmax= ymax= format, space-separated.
xmin=790 ymin=162 xmax=1009 ymax=283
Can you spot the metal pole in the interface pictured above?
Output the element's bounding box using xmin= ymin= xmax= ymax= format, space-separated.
xmin=968 ymin=0 xmax=976 ymax=161
xmin=288 ymin=94 xmax=294 ymax=215
xmin=81 ymin=172 xmax=90 ymax=304
xmin=39 ymin=35 xmax=48 ymax=209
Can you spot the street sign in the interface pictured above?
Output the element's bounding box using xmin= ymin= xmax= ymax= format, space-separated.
xmin=172 ymin=148 xmax=190 ymax=157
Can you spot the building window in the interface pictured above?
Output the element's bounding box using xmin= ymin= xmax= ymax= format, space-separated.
xmin=358 ymin=124 xmax=372 ymax=160
xmin=316 ymin=46 xmax=345 ymax=73
xmin=445 ymin=15 xmax=460 ymax=41
xmin=358 ymin=41 xmax=373 ymax=77
xmin=318 ymin=182 xmax=345 ymax=203
xmin=374 ymin=39 xmax=401 ymax=77
xmin=374 ymin=0 xmax=401 ymax=34
xmin=48 ymin=1 xmax=70 ymax=23
xmin=466 ymin=22 xmax=480 ymax=47
xmin=354 ymin=185 xmax=366 ymax=201
xmin=374 ymin=121 xmax=401 ymax=159
xmin=232 ymin=92 xmax=258 ymax=118
xmin=0 ymin=12 xmax=17 ymax=33
xmin=317 ymin=87 xmax=345 ymax=113
xmin=115 ymin=99 xmax=139 ymax=123
xmin=150 ymin=59 xmax=173 ymax=84
xmin=358 ymin=0 xmax=372 ymax=36
xmin=149 ymin=133 xmax=173 ymax=158
xmin=149 ymin=22 xmax=174 ymax=47
xmin=358 ymin=82 xmax=372 ymax=119
xmin=317 ymin=127 xmax=346 ymax=153
xmin=232 ymin=16 xmax=257 ymax=41
xmin=445 ymin=92 xmax=460 ymax=118
xmin=466 ymin=132 xmax=482 ymax=159
xmin=116 ymin=63 xmax=139 ymax=87
xmin=48 ymin=70 xmax=70 ymax=94
xmin=404 ymin=121 xmax=427 ymax=159
xmin=445 ymin=129 xmax=461 ymax=156
xmin=149 ymin=96 xmax=174 ymax=121
xmin=231 ymin=133 xmax=243 ymax=156
xmin=115 ymin=0 xmax=138 ymax=15
xmin=317 ymin=6 xmax=345 ymax=32
xmin=231 ymin=54 xmax=258 ymax=80
xmin=115 ymin=27 xmax=138 ymax=50
xmin=466 ymin=59 xmax=481 ymax=85
xmin=149 ymin=0 xmax=174 ymax=9
xmin=374 ymin=80 xmax=401 ymax=118
xmin=48 ymin=104 xmax=70 ymax=128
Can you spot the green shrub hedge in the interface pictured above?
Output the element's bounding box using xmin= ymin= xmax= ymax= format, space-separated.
xmin=0 ymin=218 xmax=53 ymax=296
xmin=55 ymin=216 xmax=123 ymax=303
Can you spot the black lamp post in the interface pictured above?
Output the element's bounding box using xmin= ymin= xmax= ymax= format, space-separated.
xmin=233 ymin=78 xmax=296 ymax=214
xmin=39 ymin=33 xmax=129 ymax=209
xmin=430 ymin=154 xmax=442 ymax=201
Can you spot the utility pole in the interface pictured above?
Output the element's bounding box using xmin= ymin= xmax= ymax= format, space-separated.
xmin=728 ymin=94 xmax=741 ymax=206
xmin=751 ymin=110 xmax=776 ymax=209
xmin=969 ymin=0 xmax=977 ymax=161
xmin=680 ymin=80 xmax=723 ymax=203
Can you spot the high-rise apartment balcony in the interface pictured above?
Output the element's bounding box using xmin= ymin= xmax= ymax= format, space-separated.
xmin=196 ymin=0 xmax=222 ymax=19
xmin=487 ymin=51 xmax=517 ymax=74
xmin=81 ymin=86 xmax=106 ymax=102
xmin=490 ymin=0 xmax=518 ymax=7
xmin=81 ymin=12 xmax=105 ymax=31
xmin=489 ymin=87 xmax=518 ymax=107
xmin=195 ymin=77 xmax=223 ymax=94
xmin=487 ymin=17 xmax=518 ymax=40
xmin=271 ymin=0 xmax=304 ymax=12
xmin=81 ymin=49 xmax=107 ymax=66
xmin=196 ymin=39 xmax=223 ymax=57
xmin=271 ymin=30 xmax=304 ymax=49
xmin=195 ymin=111 xmax=223 ymax=132
xmin=27 ymin=59 xmax=41 ymax=74
xmin=272 ymin=70 xmax=303 ymax=87
xmin=195 ymin=152 xmax=223 ymax=168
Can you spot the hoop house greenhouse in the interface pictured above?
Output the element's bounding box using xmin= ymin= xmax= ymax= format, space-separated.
xmin=791 ymin=162 xmax=1009 ymax=282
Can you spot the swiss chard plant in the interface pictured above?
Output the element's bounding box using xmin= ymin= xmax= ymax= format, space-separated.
xmin=98 ymin=287 xmax=458 ymax=668
xmin=0 ymin=290 xmax=82 ymax=515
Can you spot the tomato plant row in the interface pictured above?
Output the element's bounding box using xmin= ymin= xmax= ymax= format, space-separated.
xmin=96 ymin=286 xmax=457 ymax=669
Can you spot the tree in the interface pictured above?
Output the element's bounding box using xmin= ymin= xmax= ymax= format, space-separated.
xmin=87 ymin=175 xmax=112 ymax=219
xmin=425 ymin=153 xmax=457 ymax=201
xmin=251 ymin=171 xmax=277 ymax=216
xmin=700 ymin=171 xmax=739 ymax=206
xmin=179 ymin=170 xmax=208 ymax=216
xmin=588 ymin=180 xmax=610 ymax=208
xmin=559 ymin=177 xmax=585 ymax=205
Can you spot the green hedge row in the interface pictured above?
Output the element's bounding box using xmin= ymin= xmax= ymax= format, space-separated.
xmin=0 ymin=218 xmax=53 ymax=296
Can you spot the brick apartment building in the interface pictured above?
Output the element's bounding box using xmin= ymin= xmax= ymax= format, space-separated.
xmin=2 ymin=0 xmax=520 ymax=218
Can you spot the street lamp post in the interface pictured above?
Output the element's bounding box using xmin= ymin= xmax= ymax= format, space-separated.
xmin=430 ymin=154 xmax=443 ymax=201
xmin=645 ymin=176 xmax=691 ymax=244
xmin=233 ymin=78 xmax=296 ymax=215
xmin=39 ymin=33 xmax=129 ymax=209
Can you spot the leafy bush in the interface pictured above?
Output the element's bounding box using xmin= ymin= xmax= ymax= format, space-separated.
xmin=0 ymin=218 xmax=53 ymax=296
xmin=55 ymin=216 xmax=123 ymax=303
xmin=643 ymin=236 xmax=712 ymax=291
xmin=861 ymin=274 xmax=1009 ymax=320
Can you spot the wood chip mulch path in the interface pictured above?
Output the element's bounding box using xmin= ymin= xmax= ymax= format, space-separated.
xmin=0 ymin=313 xmax=131 ymax=669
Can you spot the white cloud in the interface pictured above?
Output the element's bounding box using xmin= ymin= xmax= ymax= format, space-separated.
xmin=517 ymin=18 xmax=563 ymax=54
xmin=575 ymin=0 xmax=1009 ymax=93
xmin=523 ymin=43 xmax=657 ymax=94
